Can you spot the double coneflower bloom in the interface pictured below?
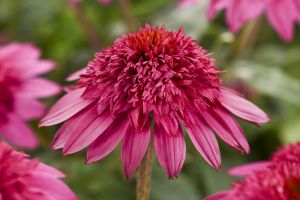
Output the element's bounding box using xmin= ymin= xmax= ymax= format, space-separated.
xmin=205 ymin=142 xmax=300 ymax=200
xmin=180 ymin=0 xmax=300 ymax=42
xmin=0 ymin=141 xmax=77 ymax=200
xmin=0 ymin=43 xmax=60 ymax=149
xmin=41 ymin=25 xmax=269 ymax=178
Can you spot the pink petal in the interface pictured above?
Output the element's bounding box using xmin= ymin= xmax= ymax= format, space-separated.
xmin=121 ymin=120 xmax=150 ymax=178
xmin=219 ymin=88 xmax=270 ymax=125
xmin=0 ymin=114 xmax=38 ymax=149
xmin=186 ymin=117 xmax=221 ymax=169
xmin=66 ymin=68 xmax=88 ymax=81
xmin=156 ymin=114 xmax=178 ymax=136
xmin=207 ymin=0 xmax=228 ymax=20
xmin=86 ymin=115 xmax=130 ymax=163
xmin=154 ymin=123 xmax=186 ymax=179
xmin=228 ymin=161 xmax=271 ymax=177
xmin=20 ymin=78 xmax=61 ymax=98
xmin=63 ymin=109 xmax=114 ymax=155
xmin=266 ymin=0 xmax=295 ymax=42
xmin=28 ymin=175 xmax=78 ymax=200
xmin=14 ymin=98 xmax=45 ymax=120
xmin=34 ymin=163 xmax=65 ymax=178
xmin=22 ymin=60 xmax=55 ymax=77
xmin=201 ymin=106 xmax=250 ymax=154
xmin=39 ymin=88 xmax=94 ymax=126
xmin=204 ymin=191 xmax=232 ymax=200
xmin=51 ymin=104 xmax=98 ymax=150
xmin=226 ymin=0 xmax=247 ymax=32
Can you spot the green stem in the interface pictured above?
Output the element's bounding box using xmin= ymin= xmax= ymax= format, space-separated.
xmin=226 ymin=17 xmax=261 ymax=62
xmin=136 ymin=141 xmax=153 ymax=200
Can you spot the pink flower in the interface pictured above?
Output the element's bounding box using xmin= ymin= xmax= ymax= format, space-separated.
xmin=208 ymin=0 xmax=300 ymax=42
xmin=40 ymin=25 xmax=269 ymax=179
xmin=205 ymin=142 xmax=300 ymax=200
xmin=178 ymin=0 xmax=201 ymax=8
xmin=0 ymin=141 xmax=78 ymax=200
xmin=0 ymin=43 xmax=60 ymax=149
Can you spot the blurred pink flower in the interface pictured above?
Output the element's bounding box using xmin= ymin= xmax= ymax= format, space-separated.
xmin=0 ymin=43 xmax=60 ymax=149
xmin=40 ymin=25 xmax=269 ymax=179
xmin=208 ymin=0 xmax=300 ymax=42
xmin=178 ymin=0 xmax=201 ymax=7
xmin=205 ymin=142 xmax=300 ymax=200
xmin=0 ymin=141 xmax=77 ymax=200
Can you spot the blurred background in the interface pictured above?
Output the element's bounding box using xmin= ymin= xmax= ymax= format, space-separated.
xmin=0 ymin=0 xmax=300 ymax=199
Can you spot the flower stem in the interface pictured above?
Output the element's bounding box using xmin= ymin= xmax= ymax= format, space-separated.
xmin=226 ymin=17 xmax=261 ymax=62
xmin=136 ymin=143 xmax=153 ymax=200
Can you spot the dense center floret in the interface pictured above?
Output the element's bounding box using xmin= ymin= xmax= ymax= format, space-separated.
xmin=79 ymin=25 xmax=220 ymax=117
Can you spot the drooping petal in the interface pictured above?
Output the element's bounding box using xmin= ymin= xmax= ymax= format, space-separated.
xmin=154 ymin=123 xmax=186 ymax=179
xmin=63 ymin=109 xmax=114 ymax=155
xmin=186 ymin=116 xmax=221 ymax=169
xmin=0 ymin=114 xmax=38 ymax=149
xmin=266 ymin=0 xmax=295 ymax=41
xmin=121 ymin=120 xmax=150 ymax=178
xmin=51 ymin=104 xmax=98 ymax=150
xmin=204 ymin=191 xmax=232 ymax=200
xmin=219 ymin=88 xmax=270 ymax=125
xmin=67 ymin=67 xmax=88 ymax=81
xmin=39 ymin=88 xmax=94 ymax=126
xmin=207 ymin=0 xmax=228 ymax=20
xmin=20 ymin=78 xmax=61 ymax=98
xmin=157 ymin=114 xmax=178 ymax=136
xmin=228 ymin=161 xmax=271 ymax=177
xmin=201 ymin=106 xmax=250 ymax=153
xmin=35 ymin=163 xmax=66 ymax=178
xmin=28 ymin=175 xmax=78 ymax=200
xmin=86 ymin=115 xmax=130 ymax=163
xmin=14 ymin=98 xmax=45 ymax=120
xmin=20 ymin=60 xmax=55 ymax=77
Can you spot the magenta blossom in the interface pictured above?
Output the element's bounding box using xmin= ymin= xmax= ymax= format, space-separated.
xmin=208 ymin=0 xmax=300 ymax=42
xmin=0 ymin=43 xmax=60 ymax=149
xmin=0 ymin=141 xmax=77 ymax=200
xmin=40 ymin=25 xmax=269 ymax=179
xmin=205 ymin=142 xmax=300 ymax=200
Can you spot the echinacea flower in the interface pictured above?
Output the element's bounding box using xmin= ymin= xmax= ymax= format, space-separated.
xmin=40 ymin=25 xmax=269 ymax=179
xmin=206 ymin=163 xmax=300 ymax=200
xmin=0 ymin=43 xmax=60 ymax=149
xmin=205 ymin=142 xmax=300 ymax=200
xmin=0 ymin=141 xmax=77 ymax=200
xmin=208 ymin=0 xmax=300 ymax=42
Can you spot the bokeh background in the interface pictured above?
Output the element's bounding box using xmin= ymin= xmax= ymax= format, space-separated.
xmin=1 ymin=0 xmax=300 ymax=199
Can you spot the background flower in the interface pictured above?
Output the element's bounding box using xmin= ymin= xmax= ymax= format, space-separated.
xmin=205 ymin=142 xmax=300 ymax=200
xmin=208 ymin=0 xmax=300 ymax=42
xmin=0 ymin=141 xmax=77 ymax=200
xmin=0 ymin=43 xmax=60 ymax=149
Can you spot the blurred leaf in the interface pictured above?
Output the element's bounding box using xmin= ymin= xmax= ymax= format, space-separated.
xmin=281 ymin=118 xmax=300 ymax=144
xmin=232 ymin=61 xmax=300 ymax=107
xmin=153 ymin=1 xmax=209 ymax=38
xmin=151 ymin=162 xmax=200 ymax=200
